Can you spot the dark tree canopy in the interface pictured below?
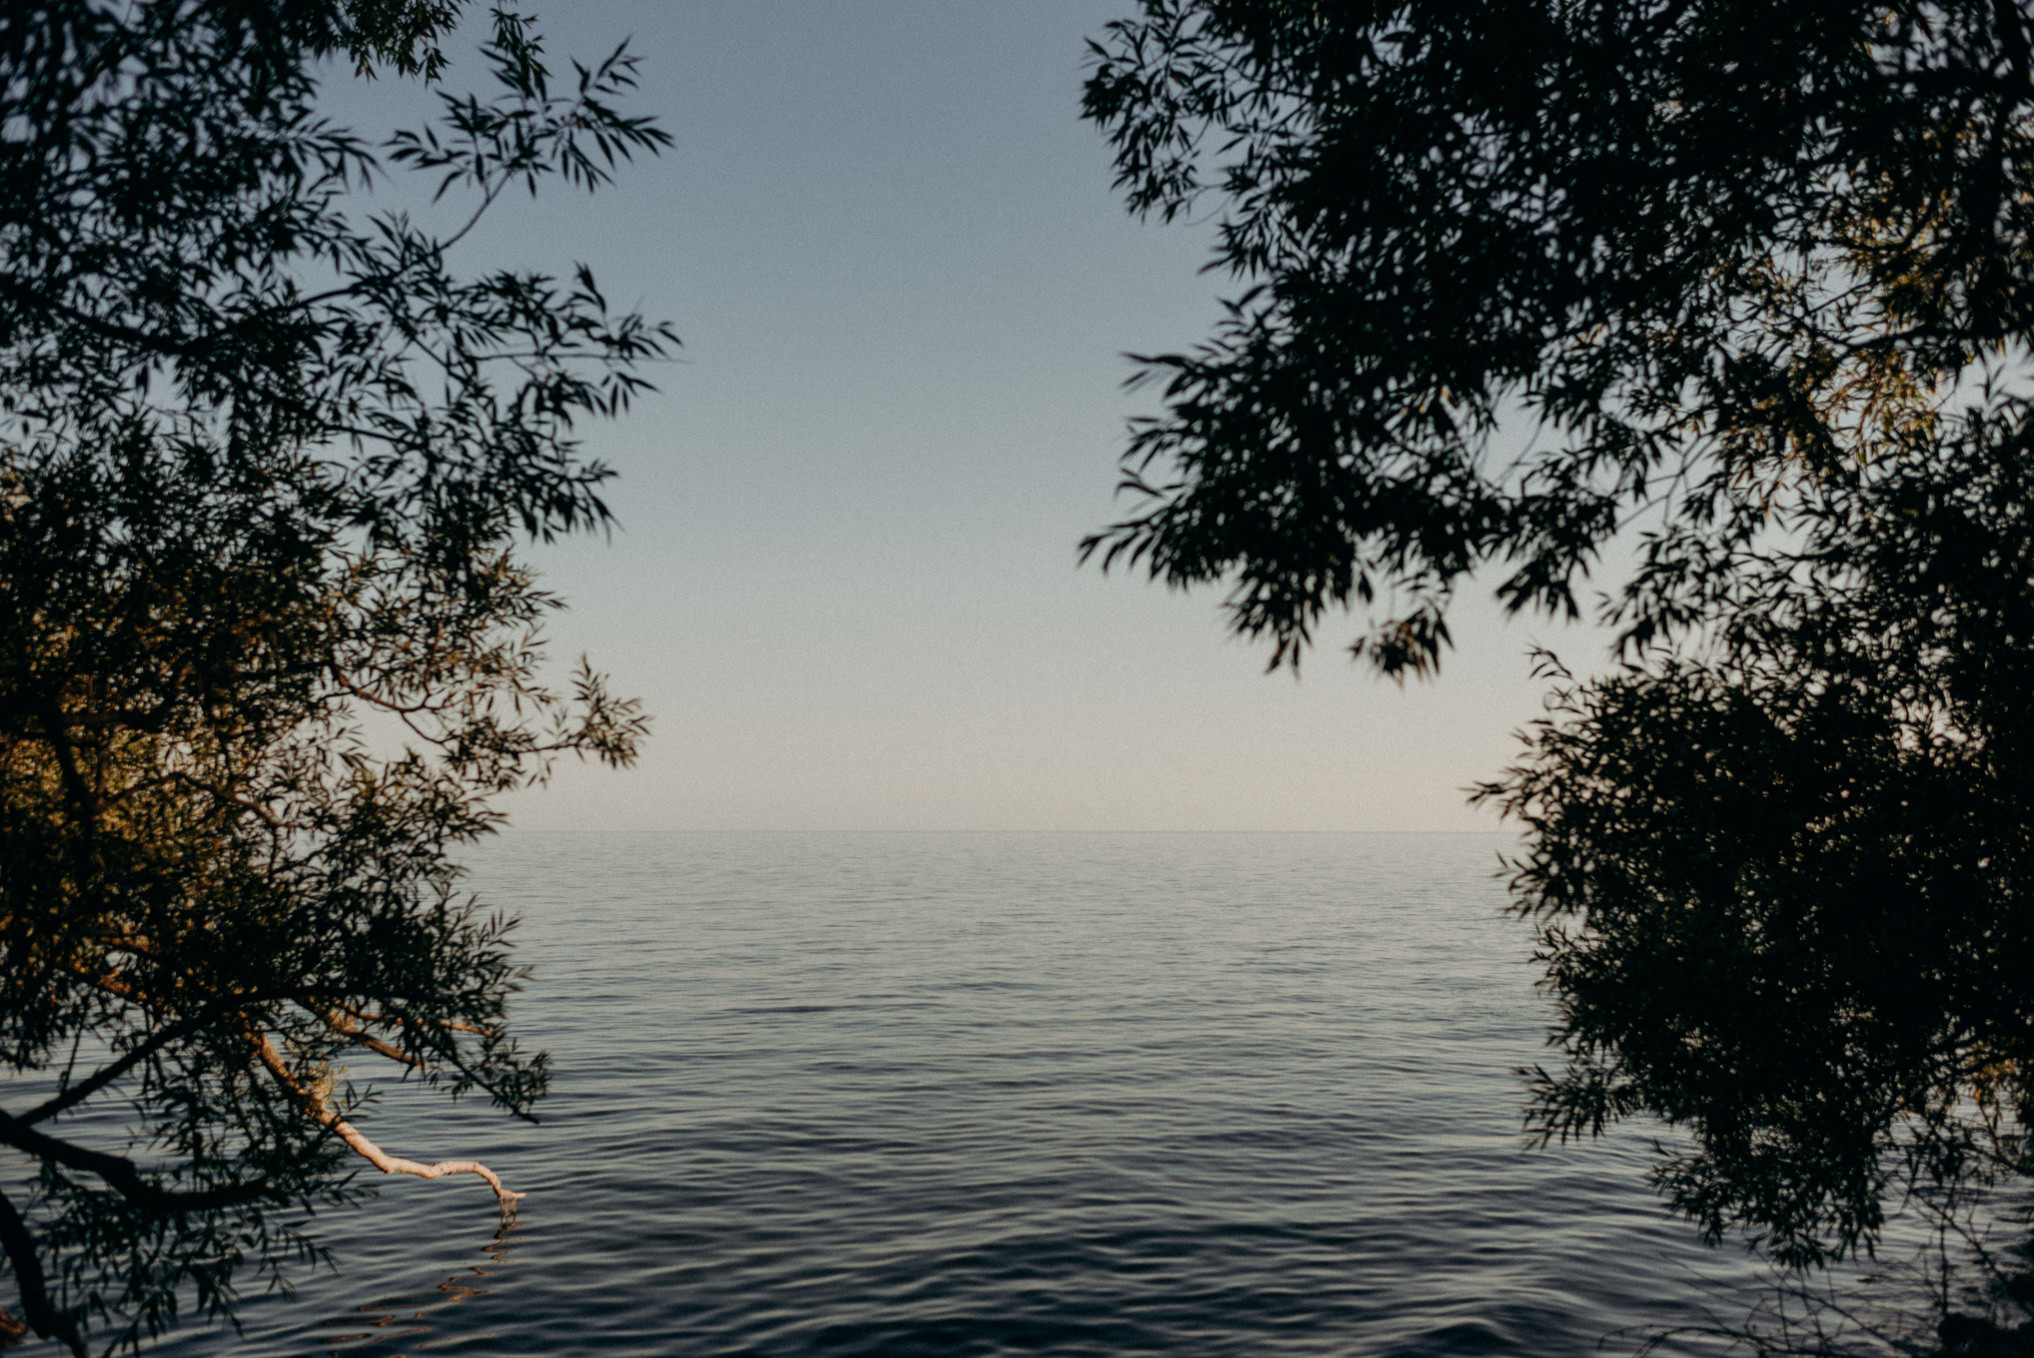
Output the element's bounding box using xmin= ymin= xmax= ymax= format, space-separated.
xmin=1477 ymin=403 xmax=2034 ymax=1268
xmin=1082 ymin=0 xmax=2034 ymax=674
xmin=1086 ymin=0 xmax=2034 ymax=1284
xmin=0 ymin=2 xmax=668 ymax=1351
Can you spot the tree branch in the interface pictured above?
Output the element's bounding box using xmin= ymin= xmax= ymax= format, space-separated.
xmin=0 ymin=1110 xmax=270 ymax=1214
xmin=19 ymin=1011 xmax=217 ymax=1127
xmin=0 ymin=1188 xmax=85 ymax=1358
xmin=248 ymin=1032 xmax=524 ymax=1217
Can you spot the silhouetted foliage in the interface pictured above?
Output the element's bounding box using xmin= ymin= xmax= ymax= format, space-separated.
xmin=1082 ymin=0 xmax=2034 ymax=677
xmin=0 ymin=2 xmax=668 ymax=1351
xmin=1084 ymin=0 xmax=2034 ymax=1292
xmin=1476 ymin=403 xmax=2034 ymax=1270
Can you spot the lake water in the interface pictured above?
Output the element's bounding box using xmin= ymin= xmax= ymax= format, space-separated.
xmin=146 ymin=831 xmax=1776 ymax=1357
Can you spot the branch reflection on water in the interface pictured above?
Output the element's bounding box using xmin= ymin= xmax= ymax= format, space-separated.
xmin=311 ymin=1223 xmax=521 ymax=1357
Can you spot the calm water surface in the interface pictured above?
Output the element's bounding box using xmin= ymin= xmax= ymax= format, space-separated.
xmin=148 ymin=832 xmax=1767 ymax=1356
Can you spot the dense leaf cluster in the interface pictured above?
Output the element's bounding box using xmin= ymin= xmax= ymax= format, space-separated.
xmin=1082 ymin=0 xmax=2034 ymax=674
xmin=0 ymin=2 xmax=668 ymax=1350
xmin=1480 ymin=402 xmax=2034 ymax=1267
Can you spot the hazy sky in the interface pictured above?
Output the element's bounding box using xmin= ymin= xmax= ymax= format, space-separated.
xmin=327 ymin=2 xmax=1601 ymax=832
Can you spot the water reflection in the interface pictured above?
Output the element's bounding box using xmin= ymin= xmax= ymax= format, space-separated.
xmin=309 ymin=1225 xmax=520 ymax=1357
xmin=150 ymin=834 xmax=1786 ymax=1357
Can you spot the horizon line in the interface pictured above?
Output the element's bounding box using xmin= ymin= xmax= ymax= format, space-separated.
xmin=491 ymin=826 xmax=1516 ymax=834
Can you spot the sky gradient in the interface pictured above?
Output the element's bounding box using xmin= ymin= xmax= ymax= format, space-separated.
xmin=325 ymin=2 xmax=1602 ymax=832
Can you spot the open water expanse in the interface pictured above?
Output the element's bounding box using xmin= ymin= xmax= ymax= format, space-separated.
xmin=140 ymin=831 xmax=1777 ymax=1357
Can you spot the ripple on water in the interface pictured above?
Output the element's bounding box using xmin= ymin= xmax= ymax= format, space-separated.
xmin=142 ymin=833 xmax=1768 ymax=1357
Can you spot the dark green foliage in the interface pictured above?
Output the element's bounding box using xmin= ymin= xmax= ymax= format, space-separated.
xmin=1085 ymin=0 xmax=2034 ymax=1279
xmin=1081 ymin=0 xmax=2034 ymax=675
xmin=1478 ymin=405 xmax=2034 ymax=1267
xmin=0 ymin=2 xmax=669 ymax=1351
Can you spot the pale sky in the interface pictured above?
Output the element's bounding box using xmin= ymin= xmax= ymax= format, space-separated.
xmin=327 ymin=1 xmax=1603 ymax=832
